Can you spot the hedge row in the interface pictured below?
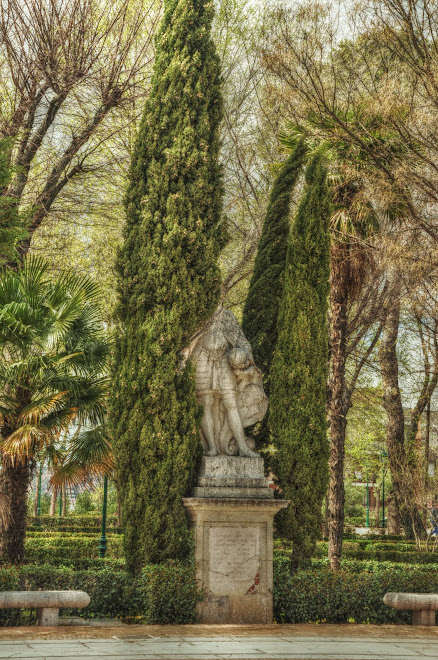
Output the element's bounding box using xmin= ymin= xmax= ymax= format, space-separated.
xmin=27 ymin=531 xmax=118 ymax=538
xmin=28 ymin=526 xmax=122 ymax=535
xmin=28 ymin=515 xmax=120 ymax=530
xmin=274 ymin=560 xmax=438 ymax=623
xmin=24 ymin=535 xmax=124 ymax=561
xmin=0 ymin=563 xmax=199 ymax=626
xmin=3 ymin=560 xmax=438 ymax=627
xmin=344 ymin=550 xmax=438 ymax=564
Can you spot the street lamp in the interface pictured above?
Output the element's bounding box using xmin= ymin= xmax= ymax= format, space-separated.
xmin=366 ymin=477 xmax=370 ymax=528
xmin=35 ymin=462 xmax=43 ymax=527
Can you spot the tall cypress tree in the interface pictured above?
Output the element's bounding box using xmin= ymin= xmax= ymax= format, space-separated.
xmin=111 ymin=0 xmax=225 ymax=572
xmin=269 ymin=152 xmax=330 ymax=573
xmin=242 ymin=140 xmax=306 ymax=384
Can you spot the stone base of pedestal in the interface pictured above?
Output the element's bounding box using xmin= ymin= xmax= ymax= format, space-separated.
xmin=183 ymin=458 xmax=287 ymax=624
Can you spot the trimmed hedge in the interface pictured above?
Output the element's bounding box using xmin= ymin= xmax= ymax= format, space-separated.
xmin=0 ymin=563 xmax=200 ymax=626
xmin=24 ymin=535 xmax=124 ymax=561
xmin=28 ymin=515 xmax=121 ymax=533
xmin=274 ymin=560 xmax=438 ymax=623
xmin=3 ymin=555 xmax=438 ymax=627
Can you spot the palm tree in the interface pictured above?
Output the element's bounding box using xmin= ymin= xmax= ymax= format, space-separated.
xmin=282 ymin=121 xmax=390 ymax=569
xmin=0 ymin=257 xmax=109 ymax=563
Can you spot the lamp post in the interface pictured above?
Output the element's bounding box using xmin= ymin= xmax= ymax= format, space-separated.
xmin=37 ymin=464 xmax=42 ymax=516
xmin=35 ymin=463 xmax=43 ymax=527
xmin=366 ymin=478 xmax=370 ymax=528
xmin=99 ymin=475 xmax=108 ymax=559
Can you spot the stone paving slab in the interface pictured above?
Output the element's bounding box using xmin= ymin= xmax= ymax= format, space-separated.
xmin=1 ymin=635 xmax=438 ymax=659
xmin=2 ymin=624 xmax=438 ymax=641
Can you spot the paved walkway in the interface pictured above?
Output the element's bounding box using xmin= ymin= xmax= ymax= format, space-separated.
xmin=1 ymin=625 xmax=438 ymax=659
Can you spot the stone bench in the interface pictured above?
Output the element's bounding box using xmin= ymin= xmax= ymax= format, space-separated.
xmin=384 ymin=592 xmax=438 ymax=625
xmin=0 ymin=591 xmax=90 ymax=626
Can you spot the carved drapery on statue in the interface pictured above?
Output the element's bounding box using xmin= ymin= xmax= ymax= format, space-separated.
xmin=184 ymin=306 xmax=268 ymax=457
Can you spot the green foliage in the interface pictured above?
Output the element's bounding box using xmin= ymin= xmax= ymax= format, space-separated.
xmin=0 ymin=258 xmax=109 ymax=563
xmin=276 ymin=537 xmax=438 ymax=564
xmin=111 ymin=0 xmax=225 ymax=571
xmin=241 ymin=140 xmax=306 ymax=451
xmin=344 ymin=482 xmax=366 ymax=522
xmin=0 ymin=562 xmax=200 ymax=625
xmin=27 ymin=514 xmax=120 ymax=532
xmin=74 ymin=491 xmax=98 ymax=514
xmin=269 ymin=153 xmax=331 ymax=571
xmin=345 ymin=390 xmax=387 ymax=481
xmin=242 ymin=140 xmax=306 ymax=387
xmin=0 ymin=137 xmax=28 ymax=265
xmin=23 ymin=533 xmax=124 ymax=561
xmin=0 ymin=258 xmax=109 ymax=449
xmin=273 ymin=561 xmax=438 ymax=624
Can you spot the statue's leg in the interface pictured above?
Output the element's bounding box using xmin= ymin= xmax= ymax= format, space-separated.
xmin=222 ymin=392 xmax=258 ymax=458
xmin=200 ymin=393 xmax=218 ymax=456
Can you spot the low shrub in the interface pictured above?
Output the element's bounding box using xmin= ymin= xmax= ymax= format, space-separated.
xmin=24 ymin=535 xmax=124 ymax=561
xmin=28 ymin=515 xmax=120 ymax=531
xmin=273 ymin=561 xmax=438 ymax=623
xmin=345 ymin=550 xmax=438 ymax=564
xmin=0 ymin=562 xmax=200 ymax=626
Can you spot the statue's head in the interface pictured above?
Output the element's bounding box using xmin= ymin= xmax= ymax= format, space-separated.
xmin=228 ymin=347 xmax=248 ymax=369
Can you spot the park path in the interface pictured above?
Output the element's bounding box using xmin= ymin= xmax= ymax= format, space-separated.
xmin=1 ymin=624 xmax=438 ymax=659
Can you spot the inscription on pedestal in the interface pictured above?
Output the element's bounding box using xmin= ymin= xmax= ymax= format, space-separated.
xmin=209 ymin=526 xmax=260 ymax=596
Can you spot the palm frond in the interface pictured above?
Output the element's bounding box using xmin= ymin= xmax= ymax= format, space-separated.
xmin=17 ymin=391 xmax=68 ymax=425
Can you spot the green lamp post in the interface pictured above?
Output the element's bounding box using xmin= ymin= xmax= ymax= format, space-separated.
xmin=99 ymin=475 xmax=108 ymax=559
xmin=366 ymin=478 xmax=370 ymax=528
xmin=35 ymin=463 xmax=43 ymax=527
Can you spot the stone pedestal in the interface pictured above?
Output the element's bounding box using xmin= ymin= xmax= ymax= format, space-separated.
xmin=183 ymin=456 xmax=288 ymax=624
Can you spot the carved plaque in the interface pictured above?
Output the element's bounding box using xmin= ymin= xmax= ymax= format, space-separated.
xmin=208 ymin=526 xmax=260 ymax=596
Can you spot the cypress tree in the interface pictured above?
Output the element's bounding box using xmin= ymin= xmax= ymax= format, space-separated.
xmin=111 ymin=0 xmax=225 ymax=572
xmin=241 ymin=139 xmax=306 ymax=450
xmin=269 ymin=152 xmax=331 ymax=573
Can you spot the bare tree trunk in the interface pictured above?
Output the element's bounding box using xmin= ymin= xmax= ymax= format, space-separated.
xmin=61 ymin=487 xmax=67 ymax=517
xmin=50 ymin=487 xmax=58 ymax=517
xmin=0 ymin=458 xmax=32 ymax=563
xmin=387 ymin=490 xmax=401 ymax=535
xmin=374 ymin=485 xmax=381 ymax=528
xmin=328 ymin=243 xmax=349 ymax=570
xmin=379 ymin=299 xmax=425 ymax=539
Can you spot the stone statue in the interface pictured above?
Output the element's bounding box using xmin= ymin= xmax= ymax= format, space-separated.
xmin=183 ymin=305 xmax=268 ymax=457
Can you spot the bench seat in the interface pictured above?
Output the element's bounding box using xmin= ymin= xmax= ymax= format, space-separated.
xmin=384 ymin=592 xmax=438 ymax=625
xmin=0 ymin=590 xmax=90 ymax=626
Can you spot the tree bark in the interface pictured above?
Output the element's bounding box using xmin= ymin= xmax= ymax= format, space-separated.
xmin=387 ymin=490 xmax=401 ymax=535
xmin=61 ymin=486 xmax=67 ymax=517
xmin=50 ymin=487 xmax=58 ymax=517
xmin=374 ymin=485 xmax=381 ymax=528
xmin=379 ymin=299 xmax=426 ymax=539
xmin=328 ymin=243 xmax=350 ymax=570
xmin=0 ymin=458 xmax=32 ymax=563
